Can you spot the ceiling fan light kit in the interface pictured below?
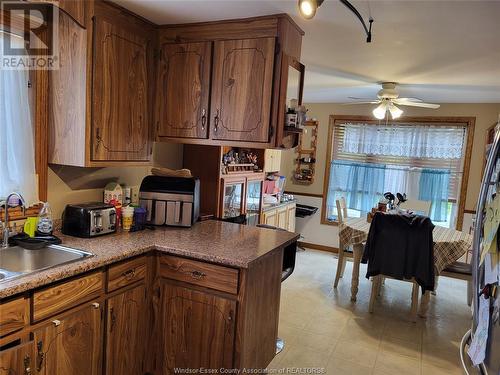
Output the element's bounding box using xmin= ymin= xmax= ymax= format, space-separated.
xmin=298 ymin=0 xmax=373 ymax=42
xmin=345 ymin=82 xmax=441 ymax=120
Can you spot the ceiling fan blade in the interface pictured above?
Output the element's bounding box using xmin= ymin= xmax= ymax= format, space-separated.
xmin=396 ymin=101 xmax=440 ymax=109
xmin=393 ymin=97 xmax=424 ymax=103
xmin=341 ymin=101 xmax=380 ymax=105
xmin=348 ymin=96 xmax=376 ymax=100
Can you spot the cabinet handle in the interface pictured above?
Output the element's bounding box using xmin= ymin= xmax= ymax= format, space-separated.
xmin=190 ymin=270 xmax=206 ymax=280
xmin=122 ymin=269 xmax=136 ymax=280
xmin=110 ymin=307 xmax=116 ymax=333
xmin=52 ymin=319 xmax=61 ymax=327
xmin=201 ymin=108 xmax=207 ymax=131
xmin=91 ymin=302 xmax=100 ymax=309
xmin=214 ymin=109 xmax=220 ymax=133
xmin=36 ymin=341 xmax=44 ymax=372
xmin=24 ymin=355 xmax=32 ymax=375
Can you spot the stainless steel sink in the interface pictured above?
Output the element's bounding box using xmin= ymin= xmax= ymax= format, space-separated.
xmin=0 ymin=244 xmax=93 ymax=283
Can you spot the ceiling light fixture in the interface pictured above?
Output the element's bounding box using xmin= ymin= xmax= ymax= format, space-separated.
xmin=388 ymin=102 xmax=403 ymax=119
xmin=298 ymin=0 xmax=324 ymax=19
xmin=298 ymin=0 xmax=374 ymax=43
xmin=372 ymin=102 xmax=387 ymax=120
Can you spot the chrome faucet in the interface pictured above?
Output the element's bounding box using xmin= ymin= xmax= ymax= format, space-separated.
xmin=1 ymin=192 xmax=26 ymax=248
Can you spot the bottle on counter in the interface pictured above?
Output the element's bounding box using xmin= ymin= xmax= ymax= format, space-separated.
xmin=36 ymin=202 xmax=53 ymax=236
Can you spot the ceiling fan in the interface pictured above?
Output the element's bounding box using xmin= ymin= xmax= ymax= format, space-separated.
xmin=343 ymin=82 xmax=441 ymax=120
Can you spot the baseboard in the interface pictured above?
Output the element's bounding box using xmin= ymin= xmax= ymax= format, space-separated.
xmin=297 ymin=241 xmax=339 ymax=253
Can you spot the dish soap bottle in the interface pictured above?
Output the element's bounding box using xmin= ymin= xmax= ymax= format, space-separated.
xmin=36 ymin=202 xmax=53 ymax=236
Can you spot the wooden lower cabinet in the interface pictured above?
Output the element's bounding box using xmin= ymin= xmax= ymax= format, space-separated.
xmin=261 ymin=202 xmax=296 ymax=232
xmin=261 ymin=209 xmax=277 ymax=227
xmin=105 ymin=285 xmax=147 ymax=375
xmin=33 ymin=301 xmax=102 ymax=375
xmin=0 ymin=341 xmax=35 ymax=375
xmin=160 ymin=282 xmax=236 ymax=374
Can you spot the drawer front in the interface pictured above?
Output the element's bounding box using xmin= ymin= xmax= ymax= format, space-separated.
xmin=107 ymin=256 xmax=146 ymax=292
xmin=159 ymin=255 xmax=239 ymax=294
xmin=0 ymin=297 xmax=29 ymax=337
xmin=33 ymin=272 xmax=103 ymax=321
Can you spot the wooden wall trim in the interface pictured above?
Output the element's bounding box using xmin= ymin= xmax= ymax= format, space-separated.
xmin=321 ymin=115 xmax=476 ymax=230
xmin=298 ymin=241 xmax=341 ymax=255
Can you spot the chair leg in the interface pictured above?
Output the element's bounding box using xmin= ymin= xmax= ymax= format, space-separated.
xmin=339 ymin=256 xmax=347 ymax=278
xmin=410 ymin=281 xmax=419 ymax=323
xmin=432 ymin=275 xmax=439 ymax=295
xmin=334 ymin=249 xmax=345 ymax=288
xmin=467 ymin=279 xmax=472 ymax=307
xmin=369 ymin=275 xmax=380 ymax=313
xmin=377 ymin=276 xmax=383 ymax=296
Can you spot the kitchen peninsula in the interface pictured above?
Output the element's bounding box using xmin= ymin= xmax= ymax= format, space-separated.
xmin=0 ymin=221 xmax=298 ymax=374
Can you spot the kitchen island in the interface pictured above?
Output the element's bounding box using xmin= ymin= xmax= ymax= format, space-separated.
xmin=0 ymin=220 xmax=298 ymax=374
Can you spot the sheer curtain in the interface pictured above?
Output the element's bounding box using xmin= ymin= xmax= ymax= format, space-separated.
xmin=419 ymin=169 xmax=450 ymax=222
xmin=0 ymin=34 xmax=38 ymax=205
xmin=327 ymin=160 xmax=386 ymax=215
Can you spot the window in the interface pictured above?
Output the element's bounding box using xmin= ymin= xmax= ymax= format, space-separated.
xmin=0 ymin=34 xmax=38 ymax=205
xmin=322 ymin=116 xmax=475 ymax=229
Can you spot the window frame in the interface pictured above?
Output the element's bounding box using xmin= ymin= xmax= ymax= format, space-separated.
xmin=321 ymin=115 xmax=475 ymax=230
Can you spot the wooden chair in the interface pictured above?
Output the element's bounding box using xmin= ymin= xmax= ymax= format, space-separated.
xmin=440 ymin=261 xmax=473 ymax=306
xmin=333 ymin=197 xmax=352 ymax=288
xmin=369 ymin=275 xmax=420 ymax=322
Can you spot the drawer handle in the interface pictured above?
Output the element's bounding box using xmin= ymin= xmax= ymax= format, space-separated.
xmin=122 ymin=269 xmax=136 ymax=280
xmin=52 ymin=319 xmax=61 ymax=327
xmin=201 ymin=108 xmax=207 ymax=130
xmin=214 ymin=109 xmax=220 ymax=133
xmin=190 ymin=270 xmax=206 ymax=280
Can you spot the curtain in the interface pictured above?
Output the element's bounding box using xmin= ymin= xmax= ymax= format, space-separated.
xmin=327 ymin=160 xmax=386 ymax=215
xmin=342 ymin=123 xmax=465 ymax=159
xmin=0 ymin=34 xmax=38 ymax=205
xmin=418 ymin=169 xmax=450 ymax=222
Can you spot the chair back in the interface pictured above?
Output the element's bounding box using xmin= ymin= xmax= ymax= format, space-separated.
xmin=336 ymin=197 xmax=348 ymax=223
xmin=400 ymin=200 xmax=431 ymax=216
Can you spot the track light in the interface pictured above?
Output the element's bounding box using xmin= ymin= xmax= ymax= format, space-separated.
xmin=298 ymin=0 xmax=374 ymax=43
xmin=298 ymin=0 xmax=324 ymax=20
xmin=373 ymin=102 xmax=387 ymax=120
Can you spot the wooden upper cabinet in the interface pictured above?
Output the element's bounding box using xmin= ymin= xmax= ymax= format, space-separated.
xmin=157 ymin=42 xmax=212 ymax=139
xmin=210 ymin=38 xmax=275 ymax=143
xmin=92 ymin=16 xmax=153 ymax=162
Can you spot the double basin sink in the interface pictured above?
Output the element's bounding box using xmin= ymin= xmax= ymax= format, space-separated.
xmin=0 ymin=244 xmax=93 ymax=283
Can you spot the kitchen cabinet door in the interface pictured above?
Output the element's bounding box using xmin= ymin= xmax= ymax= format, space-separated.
xmin=33 ymin=302 xmax=102 ymax=375
xmin=261 ymin=209 xmax=278 ymax=227
xmin=277 ymin=206 xmax=288 ymax=230
xmin=157 ymin=42 xmax=212 ymax=139
xmin=0 ymin=341 xmax=35 ymax=375
xmin=160 ymin=283 xmax=236 ymax=373
xmin=220 ymin=177 xmax=246 ymax=219
xmin=287 ymin=204 xmax=296 ymax=232
xmin=106 ymin=285 xmax=147 ymax=375
xmin=211 ymin=38 xmax=275 ymax=143
xmin=92 ymin=16 xmax=153 ymax=162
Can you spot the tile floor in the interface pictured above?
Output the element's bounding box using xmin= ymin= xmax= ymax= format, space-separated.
xmin=268 ymin=249 xmax=474 ymax=375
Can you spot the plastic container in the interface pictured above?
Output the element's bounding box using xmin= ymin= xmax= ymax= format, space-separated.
xmin=36 ymin=202 xmax=53 ymax=236
xmin=133 ymin=206 xmax=147 ymax=231
xmin=121 ymin=206 xmax=134 ymax=232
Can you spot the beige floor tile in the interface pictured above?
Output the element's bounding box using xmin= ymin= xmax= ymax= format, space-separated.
xmin=293 ymin=330 xmax=338 ymax=354
xmin=325 ymin=357 xmax=374 ymax=375
xmin=422 ymin=346 xmax=461 ymax=370
xmin=303 ymin=314 xmax=347 ymax=337
xmin=421 ymin=363 xmax=464 ymax=375
xmin=278 ymin=345 xmax=330 ymax=369
xmin=332 ymin=339 xmax=379 ymax=367
xmin=380 ymin=336 xmax=422 ymax=360
xmin=383 ymin=320 xmax=423 ymax=343
xmin=374 ymin=352 xmax=421 ymax=375
xmin=338 ymin=323 xmax=383 ymax=347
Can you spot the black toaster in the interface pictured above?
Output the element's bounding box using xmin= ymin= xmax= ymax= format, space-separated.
xmin=62 ymin=203 xmax=117 ymax=238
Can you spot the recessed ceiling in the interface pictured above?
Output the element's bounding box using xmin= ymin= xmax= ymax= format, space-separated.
xmin=113 ymin=0 xmax=500 ymax=103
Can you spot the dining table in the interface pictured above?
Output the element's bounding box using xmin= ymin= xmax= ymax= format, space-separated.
xmin=339 ymin=216 xmax=473 ymax=313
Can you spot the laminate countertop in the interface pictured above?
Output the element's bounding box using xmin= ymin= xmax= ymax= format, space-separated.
xmin=0 ymin=220 xmax=299 ymax=299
